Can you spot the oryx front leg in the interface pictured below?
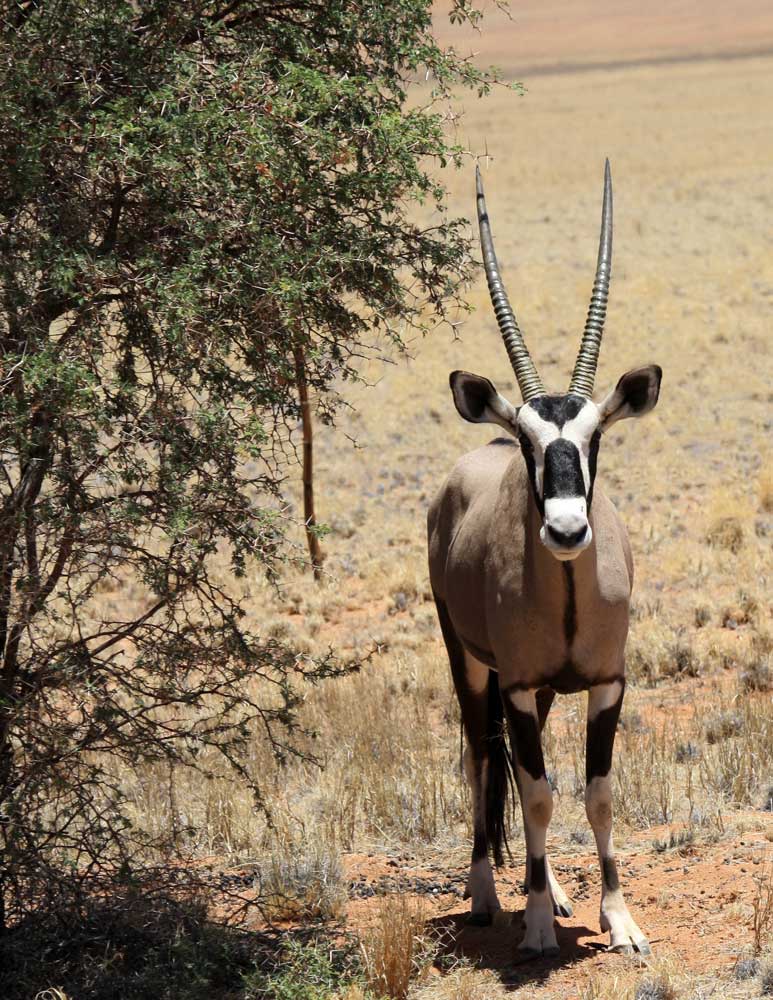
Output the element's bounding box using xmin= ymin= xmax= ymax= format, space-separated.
xmin=586 ymin=681 xmax=651 ymax=956
xmin=505 ymin=689 xmax=559 ymax=959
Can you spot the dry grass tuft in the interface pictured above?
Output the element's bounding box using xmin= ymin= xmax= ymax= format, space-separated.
xmin=633 ymin=976 xmax=676 ymax=1000
xmin=706 ymin=514 xmax=745 ymax=554
xmin=261 ymin=842 xmax=348 ymax=922
xmin=758 ymin=463 xmax=773 ymax=514
xmin=625 ymin=621 xmax=701 ymax=686
xmin=739 ymin=632 xmax=773 ymax=693
xmin=751 ymin=861 xmax=773 ymax=956
xmin=700 ymin=697 xmax=773 ymax=807
xmin=761 ymin=961 xmax=773 ymax=996
xmin=411 ymin=963 xmax=510 ymax=1000
xmin=360 ymin=895 xmax=430 ymax=1000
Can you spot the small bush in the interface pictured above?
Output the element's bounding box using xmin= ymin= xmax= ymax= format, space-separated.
xmin=694 ymin=605 xmax=711 ymax=628
xmin=732 ymin=956 xmax=760 ymax=980
xmin=707 ymin=515 xmax=744 ymax=553
xmin=261 ymin=844 xmax=348 ymax=922
xmin=704 ymin=711 xmax=743 ymax=744
xmin=634 ymin=975 xmax=675 ymax=1000
xmin=652 ymin=827 xmax=695 ymax=854
xmin=245 ymin=940 xmax=359 ymax=1000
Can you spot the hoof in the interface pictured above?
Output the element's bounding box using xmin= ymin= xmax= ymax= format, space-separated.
xmin=554 ymin=901 xmax=573 ymax=918
xmin=515 ymin=944 xmax=560 ymax=963
xmin=608 ymin=938 xmax=651 ymax=957
xmin=467 ymin=912 xmax=493 ymax=927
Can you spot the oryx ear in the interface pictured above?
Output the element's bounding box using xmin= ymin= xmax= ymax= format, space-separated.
xmin=449 ymin=371 xmax=518 ymax=432
xmin=598 ymin=365 xmax=662 ymax=431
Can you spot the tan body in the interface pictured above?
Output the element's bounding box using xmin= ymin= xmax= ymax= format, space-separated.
xmin=428 ymin=439 xmax=632 ymax=692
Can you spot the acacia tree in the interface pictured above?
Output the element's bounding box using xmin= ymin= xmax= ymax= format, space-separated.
xmin=0 ymin=0 xmax=501 ymax=924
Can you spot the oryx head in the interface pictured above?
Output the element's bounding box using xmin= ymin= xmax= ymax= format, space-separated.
xmin=450 ymin=162 xmax=662 ymax=561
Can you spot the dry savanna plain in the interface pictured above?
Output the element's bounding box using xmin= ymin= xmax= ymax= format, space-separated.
xmin=93 ymin=13 xmax=772 ymax=1000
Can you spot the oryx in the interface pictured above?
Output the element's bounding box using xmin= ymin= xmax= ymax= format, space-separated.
xmin=428 ymin=161 xmax=661 ymax=959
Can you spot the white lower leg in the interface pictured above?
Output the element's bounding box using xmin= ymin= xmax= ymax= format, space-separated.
xmin=586 ymin=682 xmax=650 ymax=955
xmin=508 ymin=689 xmax=558 ymax=957
xmin=518 ymin=769 xmax=558 ymax=954
xmin=586 ymin=776 xmax=648 ymax=952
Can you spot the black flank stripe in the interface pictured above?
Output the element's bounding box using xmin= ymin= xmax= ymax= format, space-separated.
xmin=562 ymin=563 xmax=576 ymax=644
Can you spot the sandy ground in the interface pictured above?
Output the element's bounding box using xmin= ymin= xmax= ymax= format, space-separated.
xmin=433 ymin=0 xmax=773 ymax=74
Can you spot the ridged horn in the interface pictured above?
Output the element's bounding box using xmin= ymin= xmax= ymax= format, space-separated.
xmin=476 ymin=166 xmax=545 ymax=402
xmin=569 ymin=159 xmax=613 ymax=397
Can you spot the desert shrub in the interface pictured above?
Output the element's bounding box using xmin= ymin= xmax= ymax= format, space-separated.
xmin=0 ymin=0 xmax=504 ymax=928
xmin=245 ymin=939 xmax=361 ymax=1000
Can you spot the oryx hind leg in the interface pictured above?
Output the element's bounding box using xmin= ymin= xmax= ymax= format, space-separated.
xmin=504 ymin=688 xmax=560 ymax=959
xmin=433 ymin=596 xmax=503 ymax=925
xmin=586 ymin=680 xmax=651 ymax=955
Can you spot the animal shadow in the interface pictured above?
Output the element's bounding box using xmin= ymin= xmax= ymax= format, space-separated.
xmin=428 ymin=906 xmax=602 ymax=988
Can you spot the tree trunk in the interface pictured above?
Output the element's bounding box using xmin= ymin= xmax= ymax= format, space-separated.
xmin=293 ymin=347 xmax=323 ymax=580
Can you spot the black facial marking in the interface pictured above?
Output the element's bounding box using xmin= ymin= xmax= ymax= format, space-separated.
xmin=543 ymin=438 xmax=585 ymax=499
xmin=504 ymin=703 xmax=545 ymax=781
xmin=586 ymin=684 xmax=625 ymax=783
xmin=529 ymin=855 xmax=547 ymax=893
xmin=518 ymin=433 xmax=544 ymax=516
xmin=602 ymin=856 xmax=620 ymax=892
xmin=586 ymin=430 xmax=601 ymax=508
xmin=529 ymin=393 xmax=586 ymax=428
xmin=562 ymin=563 xmax=576 ymax=644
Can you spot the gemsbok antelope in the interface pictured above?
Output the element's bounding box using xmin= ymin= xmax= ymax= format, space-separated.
xmin=428 ymin=161 xmax=661 ymax=959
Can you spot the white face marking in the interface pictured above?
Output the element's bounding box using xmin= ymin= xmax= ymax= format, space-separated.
xmin=517 ymin=398 xmax=601 ymax=559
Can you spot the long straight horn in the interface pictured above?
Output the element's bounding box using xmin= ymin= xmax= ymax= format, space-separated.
xmin=476 ymin=166 xmax=545 ymax=402
xmin=569 ymin=159 xmax=613 ymax=398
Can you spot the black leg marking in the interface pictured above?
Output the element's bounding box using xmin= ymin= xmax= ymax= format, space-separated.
xmin=562 ymin=563 xmax=576 ymax=644
xmin=529 ymin=855 xmax=547 ymax=893
xmin=504 ymin=703 xmax=545 ymax=782
xmin=586 ymin=684 xmax=625 ymax=783
xmin=434 ymin=593 xmax=512 ymax=868
xmin=536 ymin=688 xmax=555 ymax=732
xmin=602 ymin=856 xmax=620 ymax=892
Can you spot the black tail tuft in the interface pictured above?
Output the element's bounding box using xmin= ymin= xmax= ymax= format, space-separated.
xmin=485 ymin=669 xmax=515 ymax=868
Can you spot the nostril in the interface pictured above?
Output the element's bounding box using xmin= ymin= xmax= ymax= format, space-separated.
xmin=547 ymin=524 xmax=588 ymax=548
